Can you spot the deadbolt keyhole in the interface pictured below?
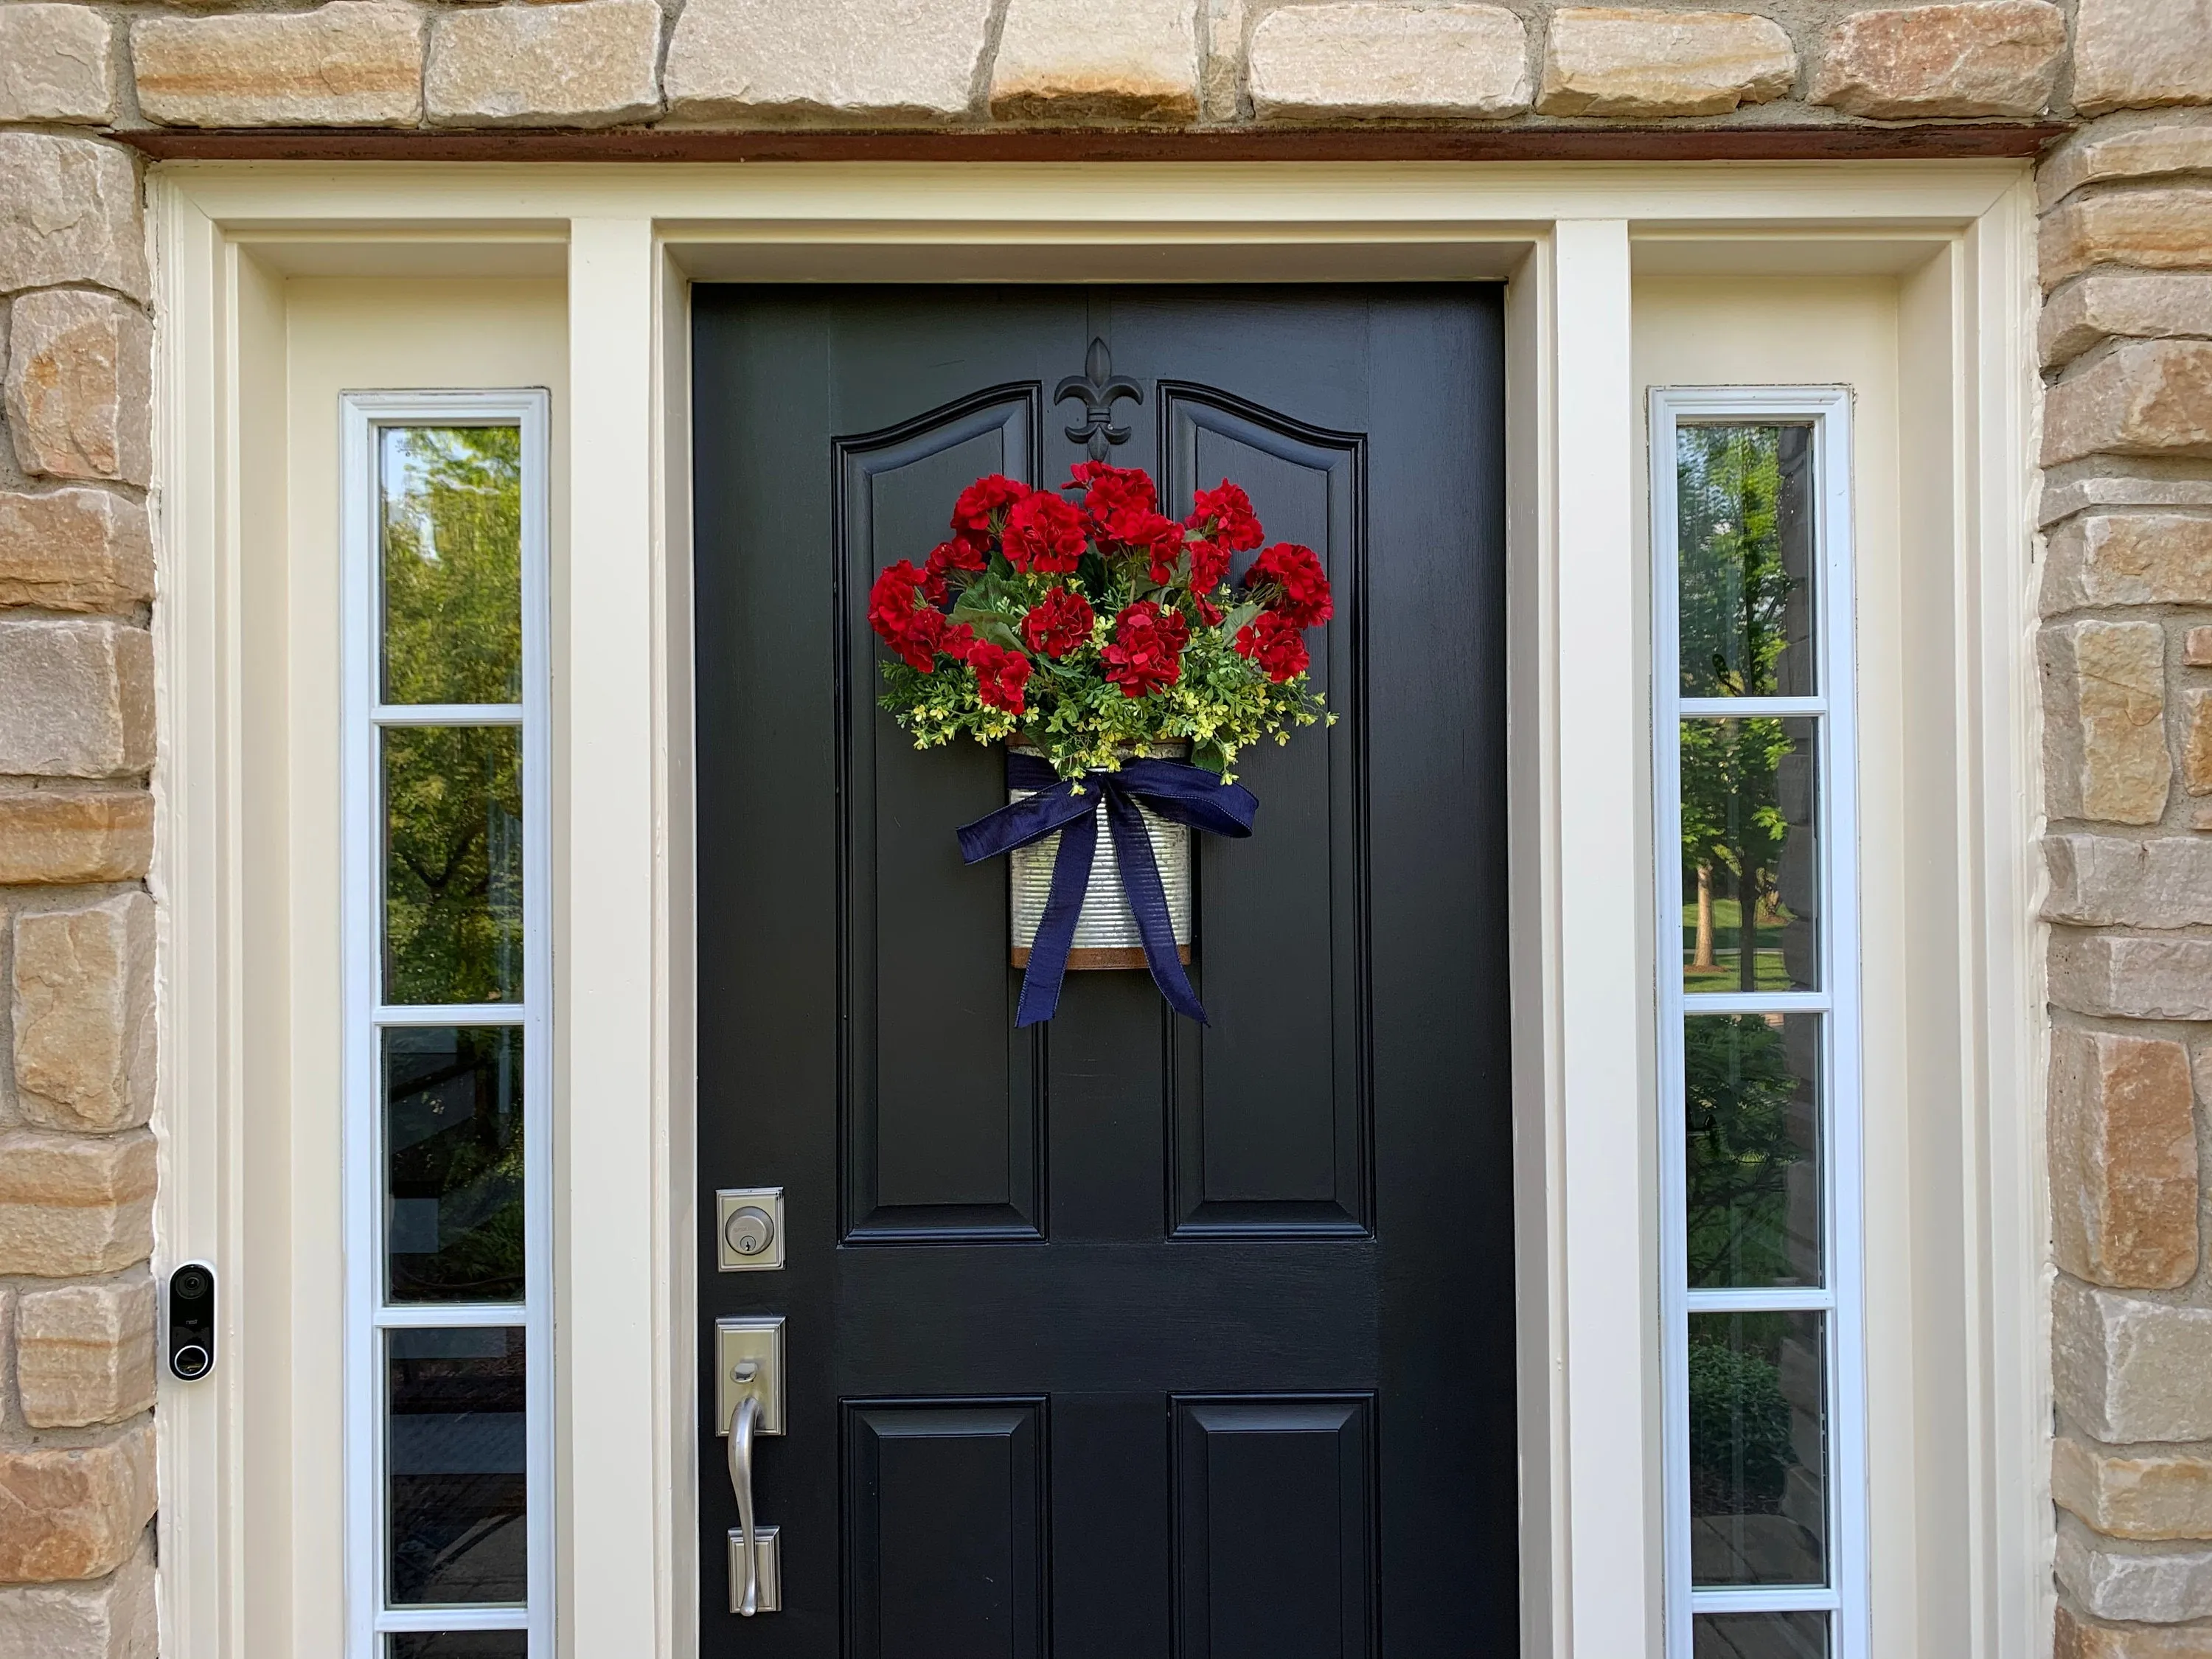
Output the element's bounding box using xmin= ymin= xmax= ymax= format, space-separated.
xmin=725 ymin=1206 xmax=774 ymax=1258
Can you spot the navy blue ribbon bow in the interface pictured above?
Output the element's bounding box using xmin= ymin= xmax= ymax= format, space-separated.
xmin=958 ymin=752 xmax=1259 ymax=1028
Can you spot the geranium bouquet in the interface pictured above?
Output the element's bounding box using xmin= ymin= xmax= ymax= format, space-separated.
xmin=867 ymin=462 xmax=1333 ymax=780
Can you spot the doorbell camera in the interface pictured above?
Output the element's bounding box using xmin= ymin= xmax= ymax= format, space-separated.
xmin=167 ymin=1261 xmax=217 ymax=1380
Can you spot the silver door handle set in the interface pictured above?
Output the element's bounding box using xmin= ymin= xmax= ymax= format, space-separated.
xmin=715 ymin=1187 xmax=787 ymax=1617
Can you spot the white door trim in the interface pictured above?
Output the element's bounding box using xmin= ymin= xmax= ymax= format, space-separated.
xmin=148 ymin=161 xmax=2043 ymax=1659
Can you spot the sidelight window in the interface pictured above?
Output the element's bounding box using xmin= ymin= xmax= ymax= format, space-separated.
xmin=1652 ymin=390 xmax=1867 ymax=1659
xmin=343 ymin=393 xmax=552 ymax=1658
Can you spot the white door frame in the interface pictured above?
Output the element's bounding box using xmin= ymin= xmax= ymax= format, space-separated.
xmin=149 ymin=160 xmax=2045 ymax=1659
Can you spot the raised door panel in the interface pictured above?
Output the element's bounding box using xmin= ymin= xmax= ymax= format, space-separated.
xmin=1174 ymin=1397 xmax=1376 ymax=1659
xmin=1161 ymin=386 xmax=1369 ymax=1237
xmin=845 ymin=1400 xmax=1048 ymax=1659
xmin=836 ymin=387 xmax=1046 ymax=1241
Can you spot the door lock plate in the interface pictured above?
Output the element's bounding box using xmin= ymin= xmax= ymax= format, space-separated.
xmin=715 ymin=1315 xmax=785 ymax=1436
xmin=716 ymin=1187 xmax=785 ymax=1271
xmin=728 ymin=1525 xmax=782 ymax=1613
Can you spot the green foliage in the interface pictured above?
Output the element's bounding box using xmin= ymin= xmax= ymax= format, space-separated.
xmin=1687 ymin=1326 xmax=1796 ymax=1512
xmin=1683 ymin=1015 xmax=1809 ymax=1287
xmin=381 ymin=425 xmax=524 ymax=706
xmin=383 ymin=726 xmax=524 ymax=1004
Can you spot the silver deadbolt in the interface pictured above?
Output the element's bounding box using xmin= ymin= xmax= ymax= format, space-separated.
xmin=726 ymin=1206 xmax=773 ymax=1257
xmin=716 ymin=1187 xmax=785 ymax=1272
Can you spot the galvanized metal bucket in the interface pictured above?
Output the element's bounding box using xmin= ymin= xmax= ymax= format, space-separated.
xmin=1007 ymin=742 xmax=1194 ymax=970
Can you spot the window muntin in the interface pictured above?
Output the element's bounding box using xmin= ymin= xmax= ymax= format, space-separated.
xmin=1655 ymin=392 xmax=1866 ymax=1659
xmin=347 ymin=394 xmax=552 ymax=1659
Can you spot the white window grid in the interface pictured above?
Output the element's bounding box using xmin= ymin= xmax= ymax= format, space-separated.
xmin=1649 ymin=386 xmax=1869 ymax=1659
xmin=341 ymin=389 xmax=554 ymax=1658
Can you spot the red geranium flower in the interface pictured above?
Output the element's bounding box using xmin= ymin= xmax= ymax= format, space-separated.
xmin=869 ymin=560 xmax=941 ymax=670
xmin=1247 ymin=541 xmax=1333 ymax=628
xmin=940 ymin=622 xmax=979 ymax=663
xmin=1187 ymin=537 xmax=1231 ymax=597
xmin=967 ymin=640 xmax=1032 ymax=714
xmin=1191 ymin=480 xmax=1264 ymax=553
xmin=1070 ymin=462 xmax=1160 ymax=545
xmin=1021 ymin=587 xmax=1095 ymax=658
xmin=1234 ymin=609 xmax=1310 ymax=683
xmin=1004 ymin=490 xmax=1087 ymax=574
xmin=923 ymin=538 xmax=987 ymax=601
xmin=1193 ymin=592 xmax=1225 ymax=627
xmin=951 ymin=475 xmax=1031 ymax=548
xmin=1119 ymin=511 xmax=1187 ymax=584
xmin=1102 ymin=600 xmax=1189 ymax=698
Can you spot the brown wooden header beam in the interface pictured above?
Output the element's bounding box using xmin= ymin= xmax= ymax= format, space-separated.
xmin=120 ymin=122 xmax=2062 ymax=165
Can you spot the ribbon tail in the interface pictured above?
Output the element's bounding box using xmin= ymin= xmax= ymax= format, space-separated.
xmin=1015 ymin=803 xmax=1096 ymax=1028
xmin=1104 ymin=787 xmax=1207 ymax=1026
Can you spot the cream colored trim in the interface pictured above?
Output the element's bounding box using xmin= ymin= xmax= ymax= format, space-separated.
xmin=150 ymin=161 xmax=2042 ymax=1659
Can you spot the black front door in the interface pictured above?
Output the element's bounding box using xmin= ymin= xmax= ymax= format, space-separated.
xmin=693 ymin=286 xmax=1512 ymax=1658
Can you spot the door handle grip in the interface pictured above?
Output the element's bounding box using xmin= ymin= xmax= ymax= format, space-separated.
xmin=728 ymin=1393 xmax=763 ymax=1616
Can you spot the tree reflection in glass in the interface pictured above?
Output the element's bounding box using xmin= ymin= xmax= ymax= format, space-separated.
xmin=381 ymin=426 xmax=524 ymax=706
xmin=1678 ymin=425 xmax=1818 ymax=995
xmin=383 ymin=726 xmax=523 ymax=1005
xmin=1685 ymin=1014 xmax=1820 ymax=1289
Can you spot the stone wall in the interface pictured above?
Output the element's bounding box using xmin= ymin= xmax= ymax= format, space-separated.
xmin=0 ymin=0 xmax=2206 ymax=1655
xmin=2039 ymin=59 xmax=2212 ymax=1659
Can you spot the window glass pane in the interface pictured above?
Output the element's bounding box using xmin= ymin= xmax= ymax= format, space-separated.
xmin=385 ymin=1027 xmax=525 ymax=1304
xmin=1677 ymin=422 xmax=1815 ymax=699
xmin=388 ymin=1635 xmax=529 ymax=1659
xmin=1688 ymin=1310 xmax=1826 ymax=1587
xmin=384 ymin=726 xmax=524 ymax=1005
xmin=1693 ymin=1612 xmax=1828 ymax=1658
xmin=381 ymin=425 xmax=524 ymax=706
xmin=1680 ymin=717 xmax=1818 ymax=994
xmin=1686 ymin=1014 xmax=1822 ymax=1290
xmin=388 ymin=1327 xmax=528 ymax=1605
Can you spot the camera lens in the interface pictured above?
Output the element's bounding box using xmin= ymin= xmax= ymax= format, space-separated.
xmin=175 ymin=1267 xmax=211 ymax=1301
xmin=173 ymin=1343 xmax=212 ymax=1380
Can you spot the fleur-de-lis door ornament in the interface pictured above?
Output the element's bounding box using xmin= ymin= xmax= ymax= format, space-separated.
xmin=1054 ymin=336 xmax=1143 ymax=462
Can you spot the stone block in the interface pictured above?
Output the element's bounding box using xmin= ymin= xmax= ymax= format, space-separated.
xmin=1808 ymin=1 xmax=2064 ymax=119
xmin=1537 ymin=7 xmax=1792 ymax=117
xmin=0 ymin=1537 xmax=154 ymax=1659
xmin=427 ymin=0 xmax=661 ymax=128
xmin=2057 ymin=1605 xmax=2212 ymax=1659
xmin=2052 ymin=934 xmax=2212 ymax=1020
xmin=2047 ymin=837 xmax=2212 ymax=926
xmin=2187 ymin=690 xmax=2212 ymax=799
xmin=2058 ymin=1277 xmax=2212 ymax=1443
xmin=2042 ymin=117 xmax=2212 ymax=211
xmin=2058 ymin=1434 xmax=2212 ymax=1542
xmin=990 ymin=0 xmax=1201 ymax=123
xmin=2042 ymin=514 xmax=2212 ymax=612
xmin=2049 ymin=1026 xmax=2199 ymax=1289
xmin=0 ymin=621 xmax=154 ymax=779
xmin=2042 ymin=620 xmax=2171 ymax=824
xmin=2047 ymin=341 xmax=2212 ymax=470
xmin=2042 ymin=187 xmax=2212 ymax=291
xmin=664 ymin=0 xmax=995 ymax=125
xmin=16 ymin=1279 xmax=157 ymax=1431
xmin=2060 ymin=1517 xmax=2212 ymax=1625
xmin=1247 ymin=3 xmax=1530 ymax=122
xmin=0 ymin=490 xmax=153 ymax=614
xmin=0 ymin=793 xmax=152 ymax=886
xmin=2 ymin=291 xmax=152 ymax=488
xmin=2074 ymin=0 xmax=2212 ymax=116
xmin=0 ymin=1130 xmax=155 ymax=1278
xmin=13 ymin=893 xmax=155 ymax=1135
xmin=1201 ymin=0 xmax=1248 ymax=122
xmin=0 ymin=7 xmax=115 ymax=125
xmin=2188 ymin=627 xmax=2212 ymax=669
xmin=132 ymin=1 xmax=425 ymax=128
xmin=0 ymin=1425 xmax=153 ymax=1585
xmin=0 ymin=136 xmax=145 ymax=303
